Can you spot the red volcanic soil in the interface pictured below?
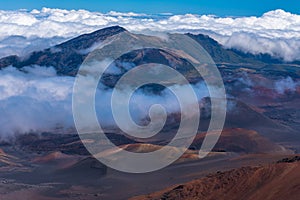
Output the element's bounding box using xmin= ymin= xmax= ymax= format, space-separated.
xmin=0 ymin=148 xmax=6 ymax=156
xmin=297 ymin=86 xmax=300 ymax=94
xmin=200 ymin=98 xmax=297 ymax=142
xmin=32 ymin=151 xmax=84 ymax=170
xmin=131 ymin=157 xmax=300 ymax=200
xmin=0 ymin=148 xmax=20 ymax=167
xmin=192 ymin=128 xmax=289 ymax=154
xmin=94 ymin=143 xmax=202 ymax=164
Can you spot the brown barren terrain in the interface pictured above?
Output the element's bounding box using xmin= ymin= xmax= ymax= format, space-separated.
xmin=132 ymin=157 xmax=300 ymax=200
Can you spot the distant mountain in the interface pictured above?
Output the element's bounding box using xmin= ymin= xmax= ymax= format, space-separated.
xmin=0 ymin=26 xmax=289 ymax=76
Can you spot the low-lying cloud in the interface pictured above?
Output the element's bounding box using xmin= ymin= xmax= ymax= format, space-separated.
xmin=0 ymin=66 xmax=74 ymax=139
xmin=275 ymin=76 xmax=299 ymax=94
xmin=0 ymin=65 xmax=212 ymax=139
xmin=1 ymin=8 xmax=300 ymax=61
xmin=229 ymin=71 xmax=300 ymax=95
xmin=1 ymin=64 xmax=297 ymax=139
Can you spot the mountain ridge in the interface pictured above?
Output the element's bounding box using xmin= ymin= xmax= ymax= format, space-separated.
xmin=0 ymin=26 xmax=126 ymax=75
xmin=0 ymin=26 xmax=292 ymax=76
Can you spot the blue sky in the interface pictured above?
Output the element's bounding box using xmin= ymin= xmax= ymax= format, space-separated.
xmin=1 ymin=0 xmax=300 ymax=16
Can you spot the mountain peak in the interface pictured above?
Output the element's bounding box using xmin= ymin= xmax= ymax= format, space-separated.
xmin=0 ymin=26 xmax=127 ymax=74
xmin=56 ymin=26 xmax=126 ymax=50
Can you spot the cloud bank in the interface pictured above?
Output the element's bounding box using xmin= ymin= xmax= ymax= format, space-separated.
xmin=0 ymin=65 xmax=211 ymax=139
xmin=0 ymin=66 xmax=74 ymax=139
xmin=0 ymin=8 xmax=300 ymax=60
xmin=0 ymin=64 xmax=298 ymax=139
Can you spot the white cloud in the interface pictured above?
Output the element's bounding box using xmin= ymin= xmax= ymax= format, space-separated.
xmin=0 ymin=35 xmax=66 ymax=58
xmin=0 ymin=65 xmax=211 ymax=139
xmin=0 ymin=66 xmax=74 ymax=139
xmin=275 ymin=76 xmax=298 ymax=94
xmin=0 ymin=8 xmax=300 ymax=61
